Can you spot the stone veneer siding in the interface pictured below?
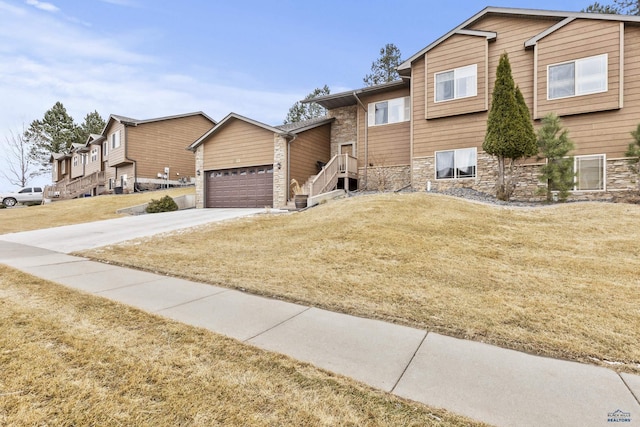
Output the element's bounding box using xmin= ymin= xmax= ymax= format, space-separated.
xmin=412 ymin=152 xmax=638 ymax=202
xmin=360 ymin=165 xmax=411 ymax=192
xmin=273 ymin=134 xmax=288 ymax=209
xmin=328 ymin=106 xmax=357 ymax=157
xmin=195 ymin=145 xmax=205 ymax=208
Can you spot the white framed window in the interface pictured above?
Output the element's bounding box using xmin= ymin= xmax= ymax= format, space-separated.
xmin=548 ymin=54 xmax=607 ymax=100
xmin=73 ymin=155 xmax=78 ymax=167
xmin=574 ymin=154 xmax=605 ymax=191
xmin=435 ymin=64 xmax=477 ymax=102
xmin=435 ymin=147 xmax=477 ymax=179
xmin=110 ymin=130 xmax=121 ymax=149
xmin=91 ymin=148 xmax=98 ymax=162
xmin=103 ymin=141 xmax=108 ymax=157
xmin=368 ymin=96 xmax=410 ymax=126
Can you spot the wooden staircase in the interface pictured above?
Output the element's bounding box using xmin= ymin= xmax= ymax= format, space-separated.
xmin=308 ymin=154 xmax=357 ymax=197
xmin=45 ymin=171 xmax=105 ymax=200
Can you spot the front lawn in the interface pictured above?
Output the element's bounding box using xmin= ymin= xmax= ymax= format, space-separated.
xmin=0 ymin=266 xmax=481 ymax=426
xmin=81 ymin=193 xmax=640 ymax=374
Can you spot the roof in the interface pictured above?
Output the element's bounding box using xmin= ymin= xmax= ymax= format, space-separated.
xmin=188 ymin=113 xmax=334 ymax=151
xmin=276 ymin=116 xmax=334 ymax=133
xmin=101 ymin=111 xmax=217 ymax=135
xmin=302 ymin=80 xmax=409 ymax=110
xmin=397 ymin=6 xmax=640 ymax=74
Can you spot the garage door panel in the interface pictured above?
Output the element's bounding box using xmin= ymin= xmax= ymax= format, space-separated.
xmin=206 ymin=165 xmax=273 ymax=208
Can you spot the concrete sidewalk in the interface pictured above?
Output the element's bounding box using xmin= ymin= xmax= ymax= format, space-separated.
xmin=1 ymin=240 xmax=639 ymax=426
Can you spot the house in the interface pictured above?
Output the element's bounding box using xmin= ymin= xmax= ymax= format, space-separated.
xmin=188 ymin=113 xmax=338 ymax=208
xmin=306 ymin=7 xmax=640 ymax=201
xmin=188 ymin=7 xmax=640 ymax=209
xmin=49 ymin=112 xmax=215 ymax=199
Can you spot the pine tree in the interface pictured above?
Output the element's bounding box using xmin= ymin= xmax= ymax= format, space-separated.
xmin=25 ymin=102 xmax=82 ymax=173
xmin=483 ymin=53 xmax=537 ymax=201
xmin=363 ymin=43 xmax=402 ymax=86
xmin=80 ymin=110 xmax=107 ymax=139
xmin=624 ymin=123 xmax=640 ymax=191
xmin=583 ymin=0 xmax=640 ymax=14
xmin=284 ymin=85 xmax=330 ymax=124
xmin=537 ymin=113 xmax=575 ymax=202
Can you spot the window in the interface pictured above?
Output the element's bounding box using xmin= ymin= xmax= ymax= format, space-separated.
xmin=368 ymin=96 xmax=410 ymax=126
xmin=548 ymin=54 xmax=607 ymax=99
xmin=73 ymin=155 xmax=78 ymax=167
xmin=435 ymin=148 xmax=477 ymax=179
xmin=91 ymin=148 xmax=98 ymax=162
xmin=110 ymin=130 xmax=120 ymax=149
xmin=103 ymin=141 xmax=108 ymax=157
xmin=574 ymin=154 xmax=605 ymax=191
xmin=19 ymin=188 xmax=32 ymax=194
xmin=435 ymin=64 xmax=477 ymax=102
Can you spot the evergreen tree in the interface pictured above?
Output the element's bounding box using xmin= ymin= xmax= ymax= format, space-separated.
xmin=284 ymin=85 xmax=330 ymax=124
xmin=25 ymin=102 xmax=81 ymax=173
xmin=537 ymin=113 xmax=575 ymax=202
xmin=483 ymin=53 xmax=537 ymax=201
xmin=624 ymin=123 xmax=640 ymax=191
xmin=80 ymin=110 xmax=107 ymax=139
xmin=363 ymin=43 xmax=402 ymax=86
xmin=583 ymin=0 xmax=640 ymax=14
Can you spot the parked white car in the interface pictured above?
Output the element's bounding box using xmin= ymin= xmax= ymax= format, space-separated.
xmin=1 ymin=186 xmax=44 ymax=207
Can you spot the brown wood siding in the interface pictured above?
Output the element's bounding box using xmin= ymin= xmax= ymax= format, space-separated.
xmin=105 ymin=122 xmax=126 ymax=167
xmin=426 ymin=34 xmax=487 ymax=119
xmin=84 ymin=145 xmax=102 ymax=176
xmin=289 ymin=124 xmax=331 ymax=191
xmin=127 ymin=114 xmax=212 ymax=181
xmin=357 ymin=87 xmax=411 ymax=167
xmin=554 ymin=23 xmax=640 ymax=158
xmin=413 ymin=16 xmax=556 ymax=158
xmin=70 ymin=153 xmax=84 ymax=179
xmin=536 ymin=19 xmax=621 ymax=118
xmin=202 ymin=119 xmax=274 ymax=170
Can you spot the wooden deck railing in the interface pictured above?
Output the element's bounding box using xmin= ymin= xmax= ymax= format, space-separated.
xmin=309 ymin=154 xmax=357 ymax=197
xmin=45 ymin=171 xmax=105 ymax=199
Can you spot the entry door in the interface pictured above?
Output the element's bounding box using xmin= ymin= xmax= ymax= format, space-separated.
xmin=340 ymin=143 xmax=354 ymax=157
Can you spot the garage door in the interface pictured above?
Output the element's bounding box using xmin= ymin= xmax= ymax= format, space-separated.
xmin=206 ymin=165 xmax=274 ymax=208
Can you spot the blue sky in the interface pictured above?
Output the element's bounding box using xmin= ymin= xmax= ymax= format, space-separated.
xmin=0 ymin=0 xmax=595 ymax=190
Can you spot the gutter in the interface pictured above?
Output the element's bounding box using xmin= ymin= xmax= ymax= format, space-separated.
xmin=286 ymin=132 xmax=297 ymax=202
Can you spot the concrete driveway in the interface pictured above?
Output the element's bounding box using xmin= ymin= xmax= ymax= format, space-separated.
xmin=0 ymin=208 xmax=268 ymax=253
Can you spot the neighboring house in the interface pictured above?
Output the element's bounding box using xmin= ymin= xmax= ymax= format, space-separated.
xmin=188 ymin=113 xmax=337 ymax=208
xmin=306 ymin=7 xmax=640 ymax=201
xmin=49 ymin=112 xmax=215 ymax=199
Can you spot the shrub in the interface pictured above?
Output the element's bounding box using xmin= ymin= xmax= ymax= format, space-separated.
xmin=145 ymin=195 xmax=178 ymax=213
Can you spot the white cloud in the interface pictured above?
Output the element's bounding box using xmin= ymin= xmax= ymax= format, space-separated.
xmin=0 ymin=0 xmax=299 ymax=191
xmin=25 ymin=0 xmax=58 ymax=13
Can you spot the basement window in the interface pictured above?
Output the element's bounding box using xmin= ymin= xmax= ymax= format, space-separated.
xmin=574 ymin=154 xmax=605 ymax=191
xmin=435 ymin=147 xmax=477 ymax=179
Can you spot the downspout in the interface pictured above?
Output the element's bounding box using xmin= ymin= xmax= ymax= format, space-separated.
xmin=123 ymin=125 xmax=138 ymax=192
xmin=352 ymin=91 xmax=368 ymax=188
xmin=286 ymin=132 xmax=297 ymax=201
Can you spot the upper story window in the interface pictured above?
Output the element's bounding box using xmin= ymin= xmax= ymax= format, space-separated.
xmin=548 ymin=54 xmax=607 ymax=100
xmin=368 ymin=96 xmax=410 ymax=126
xmin=435 ymin=64 xmax=477 ymax=102
xmin=103 ymin=141 xmax=108 ymax=157
xmin=110 ymin=130 xmax=121 ymax=149
xmin=73 ymin=155 xmax=78 ymax=167
xmin=91 ymin=148 xmax=98 ymax=162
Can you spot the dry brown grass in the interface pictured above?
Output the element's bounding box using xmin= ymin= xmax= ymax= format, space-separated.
xmin=0 ymin=187 xmax=194 ymax=234
xmin=82 ymin=193 xmax=640 ymax=374
xmin=0 ymin=266 xmax=483 ymax=426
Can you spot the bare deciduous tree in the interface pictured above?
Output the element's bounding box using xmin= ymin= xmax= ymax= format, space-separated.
xmin=2 ymin=126 xmax=39 ymax=188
